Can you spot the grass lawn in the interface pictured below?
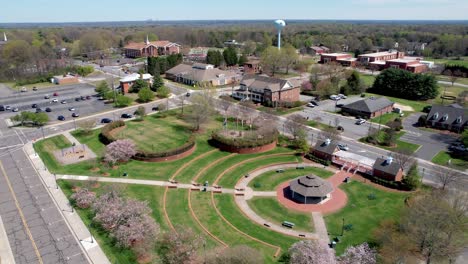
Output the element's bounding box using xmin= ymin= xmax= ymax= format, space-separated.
xmin=306 ymin=120 xmax=334 ymax=130
xmin=425 ymin=57 xmax=468 ymax=67
xmin=359 ymin=131 xmax=421 ymax=154
xmin=433 ymin=84 xmax=467 ymax=106
xmin=361 ymin=75 xmax=376 ymax=87
xmin=247 ymin=197 xmax=314 ymax=232
xmin=258 ymin=106 xmax=304 ymax=116
xmin=58 ymin=180 xmax=169 ymax=264
xmin=369 ymin=112 xmax=405 ymax=125
xmin=112 ymin=115 xmax=192 ymax=153
xmin=437 ymin=75 xmax=468 ymax=86
xmin=273 ymin=72 xmax=300 ymax=79
xmin=364 ymin=93 xmax=429 ymax=112
xmin=431 ymin=151 xmax=468 ymax=170
xmin=249 ymin=167 xmax=334 ymax=191
xmin=324 ymin=181 xmax=409 ymax=255
xmin=214 ymin=195 xmax=300 ymax=262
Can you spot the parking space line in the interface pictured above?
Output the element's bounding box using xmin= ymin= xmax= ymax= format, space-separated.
xmin=0 ymin=161 xmax=43 ymax=264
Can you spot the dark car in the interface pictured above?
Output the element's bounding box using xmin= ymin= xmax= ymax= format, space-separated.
xmin=186 ymin=92 xmax=191 ymax=97
xmin=80 ymin=96 xmax=86 ymax=100
xmin=32 ymin=104 xmax=38 ymax=108
xmin=0 ymin=105 xmax=5 ymax=111
xmin=310 ymin=101 xmax=319 ymax=106
xmin=58 ymin=115 xmax=65 ymax=121
xmin=121 ymin=113 xmax=133 ymax=118
xmin=32 ymin=86 xmax=38 ymax=91
xmin=101 ymin=118 xmax=113 ymax=123
xmin=151 ymin=106 xmax=159 ymax=111
xmin=86 ymin=95 xmax=92 ymax=100
xmin=75 ymin=97 xmax=80 ymax=102
xmin=45 ymin=107 xmax=52 ymax=112
xmin=53 ymin=92 xmax=59 ymax=96
xmin=72 ymin=113 xmax=80 ymax=118
xmin=423 ymin=105 xmax=432 ymax=113
xmin=35 ymin=108 xmax=42 ymax=113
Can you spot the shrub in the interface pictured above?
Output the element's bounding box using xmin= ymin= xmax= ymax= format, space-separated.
xmin=70 ymin=188 xmax=96 ymax=209
xmin=99 ymin=121 xmax=125 ymax=144
xmin=211 ymin=130 xmax=279 ymax=149
xmin=134 ymin=136 xmax=195 ymax=160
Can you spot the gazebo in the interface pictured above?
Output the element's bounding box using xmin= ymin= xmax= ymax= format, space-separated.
xmin=289 ymin=175 xmax=333 ymax=204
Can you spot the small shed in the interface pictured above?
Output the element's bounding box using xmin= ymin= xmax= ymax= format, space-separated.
xmin=289 ymin=175 xmax=333 ymax=204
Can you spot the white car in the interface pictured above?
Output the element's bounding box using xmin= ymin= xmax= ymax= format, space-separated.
xmin=306 ymin=102 xmax=315 ymax=107
xmin=356 ymin=119 xmax=366 ymax=125
xmin=330 ymin=95 xmax=339 ymax=100
xmin=338 ymin=94 xmax=347 ymax=99
xmin=52 ymin=99 xmax=58 ymax=103
xmin=337 ymin=144 xmax=349 ymax=151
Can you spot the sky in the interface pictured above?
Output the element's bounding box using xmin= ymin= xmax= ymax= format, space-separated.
xmin=2 ymin=0 xmax=467 ymax=23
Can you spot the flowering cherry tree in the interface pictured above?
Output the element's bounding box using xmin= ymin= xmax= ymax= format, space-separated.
xmin=338 ymin=243 xmax=377 ymax=264
xmin=289 ymin=240 xmax=336 ymax=264
xmin=104 ymin=139 xmax=137 ymax=165
xmin=70 ymin=188 xmax=95 ymax=209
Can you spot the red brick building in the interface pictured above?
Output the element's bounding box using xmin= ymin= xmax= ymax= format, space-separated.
xmin=119 ymin=73 xmax=153 ymax=94
xmin=384 ymin=58 xmax=427 ymax=73
xmin=124 ymin=37 xmax=180 ymax=58
xmin=233 ymin=75 xmax=300 ymax=105
xmin=358 ymin=51 xmax=405 ymax=65
xmin=311 ymin=139 xmax=339 ymax=161
xmin=243 ymin=58 xmax=261 ymax=74
xmin=319 ymin=53 xmax=353 ymax=64
xmin=372 ymin=157 xmax=403 ymax=182
xmin=341 ymin=97 xmax=394 ymax=119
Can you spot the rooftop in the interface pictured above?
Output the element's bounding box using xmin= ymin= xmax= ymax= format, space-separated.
xmin=373 ymin=157 xmax=401 ymax=176
xmin=322 ymin=53 xmax=352 ymax=57
xmin=240 ymin=74 xmax=296 ymax=93
xmin=120 ymin=73 xmax=153 ymax=83
xmin=341 ymin=97 xmax=394 ymax=114
xmin=358 ymin=51 xmax=398 ymax=58
xmin=313 ymin=140 xmax=338 ymax=155
xmin=289 ymin=175 xmax=334 ymax=197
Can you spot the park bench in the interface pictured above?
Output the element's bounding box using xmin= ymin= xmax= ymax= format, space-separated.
xmin=282 ymin=221 xmax=295 ymax=228
xmin=263 ymin=223 xmax=271 ymax=227
xmin=78 ymin=155 xmax=85 ymax=159
xmin=276 ymin=169 xmax=285 ymax=173
xmin=298 ymin=234 xmax=305 ymax=238
xmin=296 ymin=165 xmax=305 ymax=169
xmin=191 ymin=181 xmax=201 ymax=186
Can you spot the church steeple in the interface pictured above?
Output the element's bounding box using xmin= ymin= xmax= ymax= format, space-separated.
xmin=145 ymin=35 xmax=149 ymax=45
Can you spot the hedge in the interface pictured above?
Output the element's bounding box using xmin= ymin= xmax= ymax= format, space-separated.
xmin=304 ymin=153 xmax=331 ymax=166
xmin=99 ymin=121 xmax=126 ymax=145
xmin=211 ymin=130 xmax=278 ymax=149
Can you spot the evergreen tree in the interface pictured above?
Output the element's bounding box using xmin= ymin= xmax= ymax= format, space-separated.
xmin=130 ymin=79 xmax=149 ymax=93
xmin=152 ymin=75 xmax=164 ymax=92
xmin=403 ymin=163 xmax=421 ymax=190
xmin=342 ymin=70 xmax=365 ymax=95
xmin=238 ymin=54 xmax=248 ymax=66
xmin=223 ymin=47 xmax=238 ymax=66
xmin=206 ymin=50 xmax=223 ymax=67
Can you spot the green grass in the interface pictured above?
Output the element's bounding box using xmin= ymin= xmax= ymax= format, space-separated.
xmin=431 ymin=151 xmax=468 ymax=170
xmin=215 ymin=195 xmax=300 ymax=262
xmin=247 ymin=197 xmax=314 ymax=232
xmin=33 ymin=135 xmax=73 ymax=172
xmin=425 ymin=57 xmax=468 ymax=67
xmin=433 ymin=84 xmax=467 ymax=106
xmin=306 ymin=120 xmax=334 ymax=130
xmin=249 ymin=167 xmax=333 ymax=191
xmin=359 ymin=131 xmax=421 ymax=154
xmin=437 ymin=75 xmax=468 ymax=86
xmin=113 ymin=116 xmax=191 ymax=153
xmin=58 ymin=180 xmax=170 ymax=264
xmin=324 ymin=181 xmax=409 ymax=255
xmin=361 ymin=75 xmax=376 ymax=87
xmin=369 ymin=112 xmax=404 ymax=125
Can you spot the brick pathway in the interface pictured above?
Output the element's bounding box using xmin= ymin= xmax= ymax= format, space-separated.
xmin=276 ymin=171 xmax=351 ymax=214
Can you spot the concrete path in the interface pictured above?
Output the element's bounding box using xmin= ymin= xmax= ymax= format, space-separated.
xmin=24 ymin=143 xmax=110 ymax=264
xmin=62 ymin=131 xmax=81 ymax=146
xmin=0 ymin=216 xmax=15 ymax=264
xmin=312 ymin=212 xmax=330 ymax=245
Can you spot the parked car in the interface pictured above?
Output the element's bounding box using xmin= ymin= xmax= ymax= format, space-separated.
xmin=53 ymin=92 xmax=59 ymax=96
xmin=337 ymin=144 xmax=349 ymax=151
xmin=98 ymin=96 xmax=105 ymax=100
xmin=337 ymin=94 xmax=347 ymax=99
xmin=61 ymin=100 xmax=67 ymax=104
xmin=32 ymin=104 xmax=38 ymax=108
xmin=309 ymin=101 xmax=319 ymax=106
xmin=329 ymin=95 xmax=339 ymax=100
xmin=121 ymin=113 xmax=133 ymax=118
xmin=68 ymin=107 xmax=75 ymax=111
xmin=75 ymin=98 xmax=80 ymax=102
xmin=152 ymin=106 xmax=159 ymax=111
xmin=356 ymin=119 xmax=366 ymax=125
xmin=186 ymin=92 xmax=191 ymax=97
xmin=5 ymin=105 xmax=11 ymax=110
xmin=52 ymin=99 xmax=58 ymax=103
xmin=71 ymin=113 xmax=80 ymax=118
xmin=20 ymin=87 xmax=27 ymax=92
xmin=423 ymin=105 xmax=432 ymax=113
xmin=57 ymin=115 xmax=65 ymax=121
xmin=306 ymin=102 xmax=315 ymax=108
xmin=35 ymin=108 xmax=42 ymax=113
xmin=101 ymin=118 xmax=113 ymax=123
xmin=86 ymin=95 xmax=92 ymax=100
xmin=0 ymin=105 xmax=5 ymax=111
xmin=80 ymin=96 xmax=86 ymax=100
xmin=12 ymin=108 xmax=19 ymax=112
xmin=44 ymin=94 xmax=50 ymax=99
xmin=393 ymin=107 xmax=403 ymax=114
xmin=45 ymin=107 xmax=52 ymax=112
xmin=32 ymin=87 xmax=38 ymax=91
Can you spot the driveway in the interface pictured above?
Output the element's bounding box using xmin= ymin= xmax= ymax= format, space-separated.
xmin=400 ymin=113 xmax=458 ymax=160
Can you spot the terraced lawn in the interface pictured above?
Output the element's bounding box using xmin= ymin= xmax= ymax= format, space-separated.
xmin=324 ymin=181 xmax=408 ymax=255
xmin=248 ymin=197 xmax=314 ymax=232
xmin=112 ymin=116 xmax=191 ymax=153
xmin=249 ymin=167 xmax=334 ymax=191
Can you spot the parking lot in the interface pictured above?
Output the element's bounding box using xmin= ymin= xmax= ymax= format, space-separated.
xmin=0 ymin=83 xmax=114 ymax=123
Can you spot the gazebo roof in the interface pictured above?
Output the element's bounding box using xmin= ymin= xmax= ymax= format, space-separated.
xmin=289 ymin=175 xmax=333 ymax=197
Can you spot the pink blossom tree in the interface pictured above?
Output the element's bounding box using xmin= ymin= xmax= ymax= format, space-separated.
xmin=70 ymin=188 xmax=96 ymax=209
xmin=104 ymin=139 xmax=137 ymax=165
xmin=159 ymin=226 xmax=205 ymax=264
xmin=338 ymin=243 xmax=376 ymax=264
xmin=289 ymin=240 xmax=336 ymax=264
xmin=301 ymin=80 xmax=312 ymax=91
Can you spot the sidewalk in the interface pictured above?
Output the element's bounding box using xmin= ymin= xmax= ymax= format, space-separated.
xmin=312 ymin=212 xmax=330 ymax=245
xmin=24 ymin=142 xmax=110 ymax=264
xmin=0 ymin=216 xmax=15 ymax=264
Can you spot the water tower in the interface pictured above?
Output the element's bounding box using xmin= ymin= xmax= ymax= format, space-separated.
xmin=274 ymin=19 xmax=286 ymax=50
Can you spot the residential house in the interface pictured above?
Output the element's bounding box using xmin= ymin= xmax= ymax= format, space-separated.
xmin=124 ymin=36 xmax=180 ymax=58
xmin=119 ymin=73 xmax=153 ymax=94
xmin=186 ymin=47 xmax=223 ymax=62
xmin=311 ymin=139 xmax=339 ymax=161
xmin=372 ymin=157 xmax=403 ymax=181
xmin=341 ymin=97 xmax=394 ymax=119
xmin=165 ymin=63 xmax=238 ymax=87
xmin=233 ymin=74 xmax=300 ymax=104
xmin=426 ymin=104 xmax=467 ymax=133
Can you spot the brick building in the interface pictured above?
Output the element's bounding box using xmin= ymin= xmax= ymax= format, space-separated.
xmin=124 ymin=37 xmax=180 ymax=58
xmin=372 ymin=157 xmax=403 ymax=182
xmin=311 ymin=139 xmax=339 ymax=161
xmin=119 ymin=73 xmax=153 ymax=94
xmin=319 ymin=53 xmax=353 ymax=64
xmin=302 ymin=45 xmax=330 ymax=55
xmin=341 ymin=97 xmax=394 ymax=119
xmin=243 ymin=58 xmax=261 ymax=74
xmin=358 ymin=51 xmax=405 ymax=65
xmin=233 ymin=75 xmax=300 ymax=104
xmin=384 ymin=58 xmax=427 ymax=73
xmin=426 ymin=104 xmax=467 ymax=133
xmin=51 ymin=74 xmax=79 ymax=85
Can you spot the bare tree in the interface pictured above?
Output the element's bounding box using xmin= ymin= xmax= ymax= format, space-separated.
xmin=77 ymin=119 xmax=96 ymax=135
xmin=392 ymin=148 xmax=415 ymax=172
xmin=434 ymin=166 xmax=462 ymax=190
xmin=185 ymin=89 xmax=216 ymax=131
xmin=286 ymin=114 xmax=307 ymax=140
xmin=319 ymin=126 xmax=341 ymax=141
